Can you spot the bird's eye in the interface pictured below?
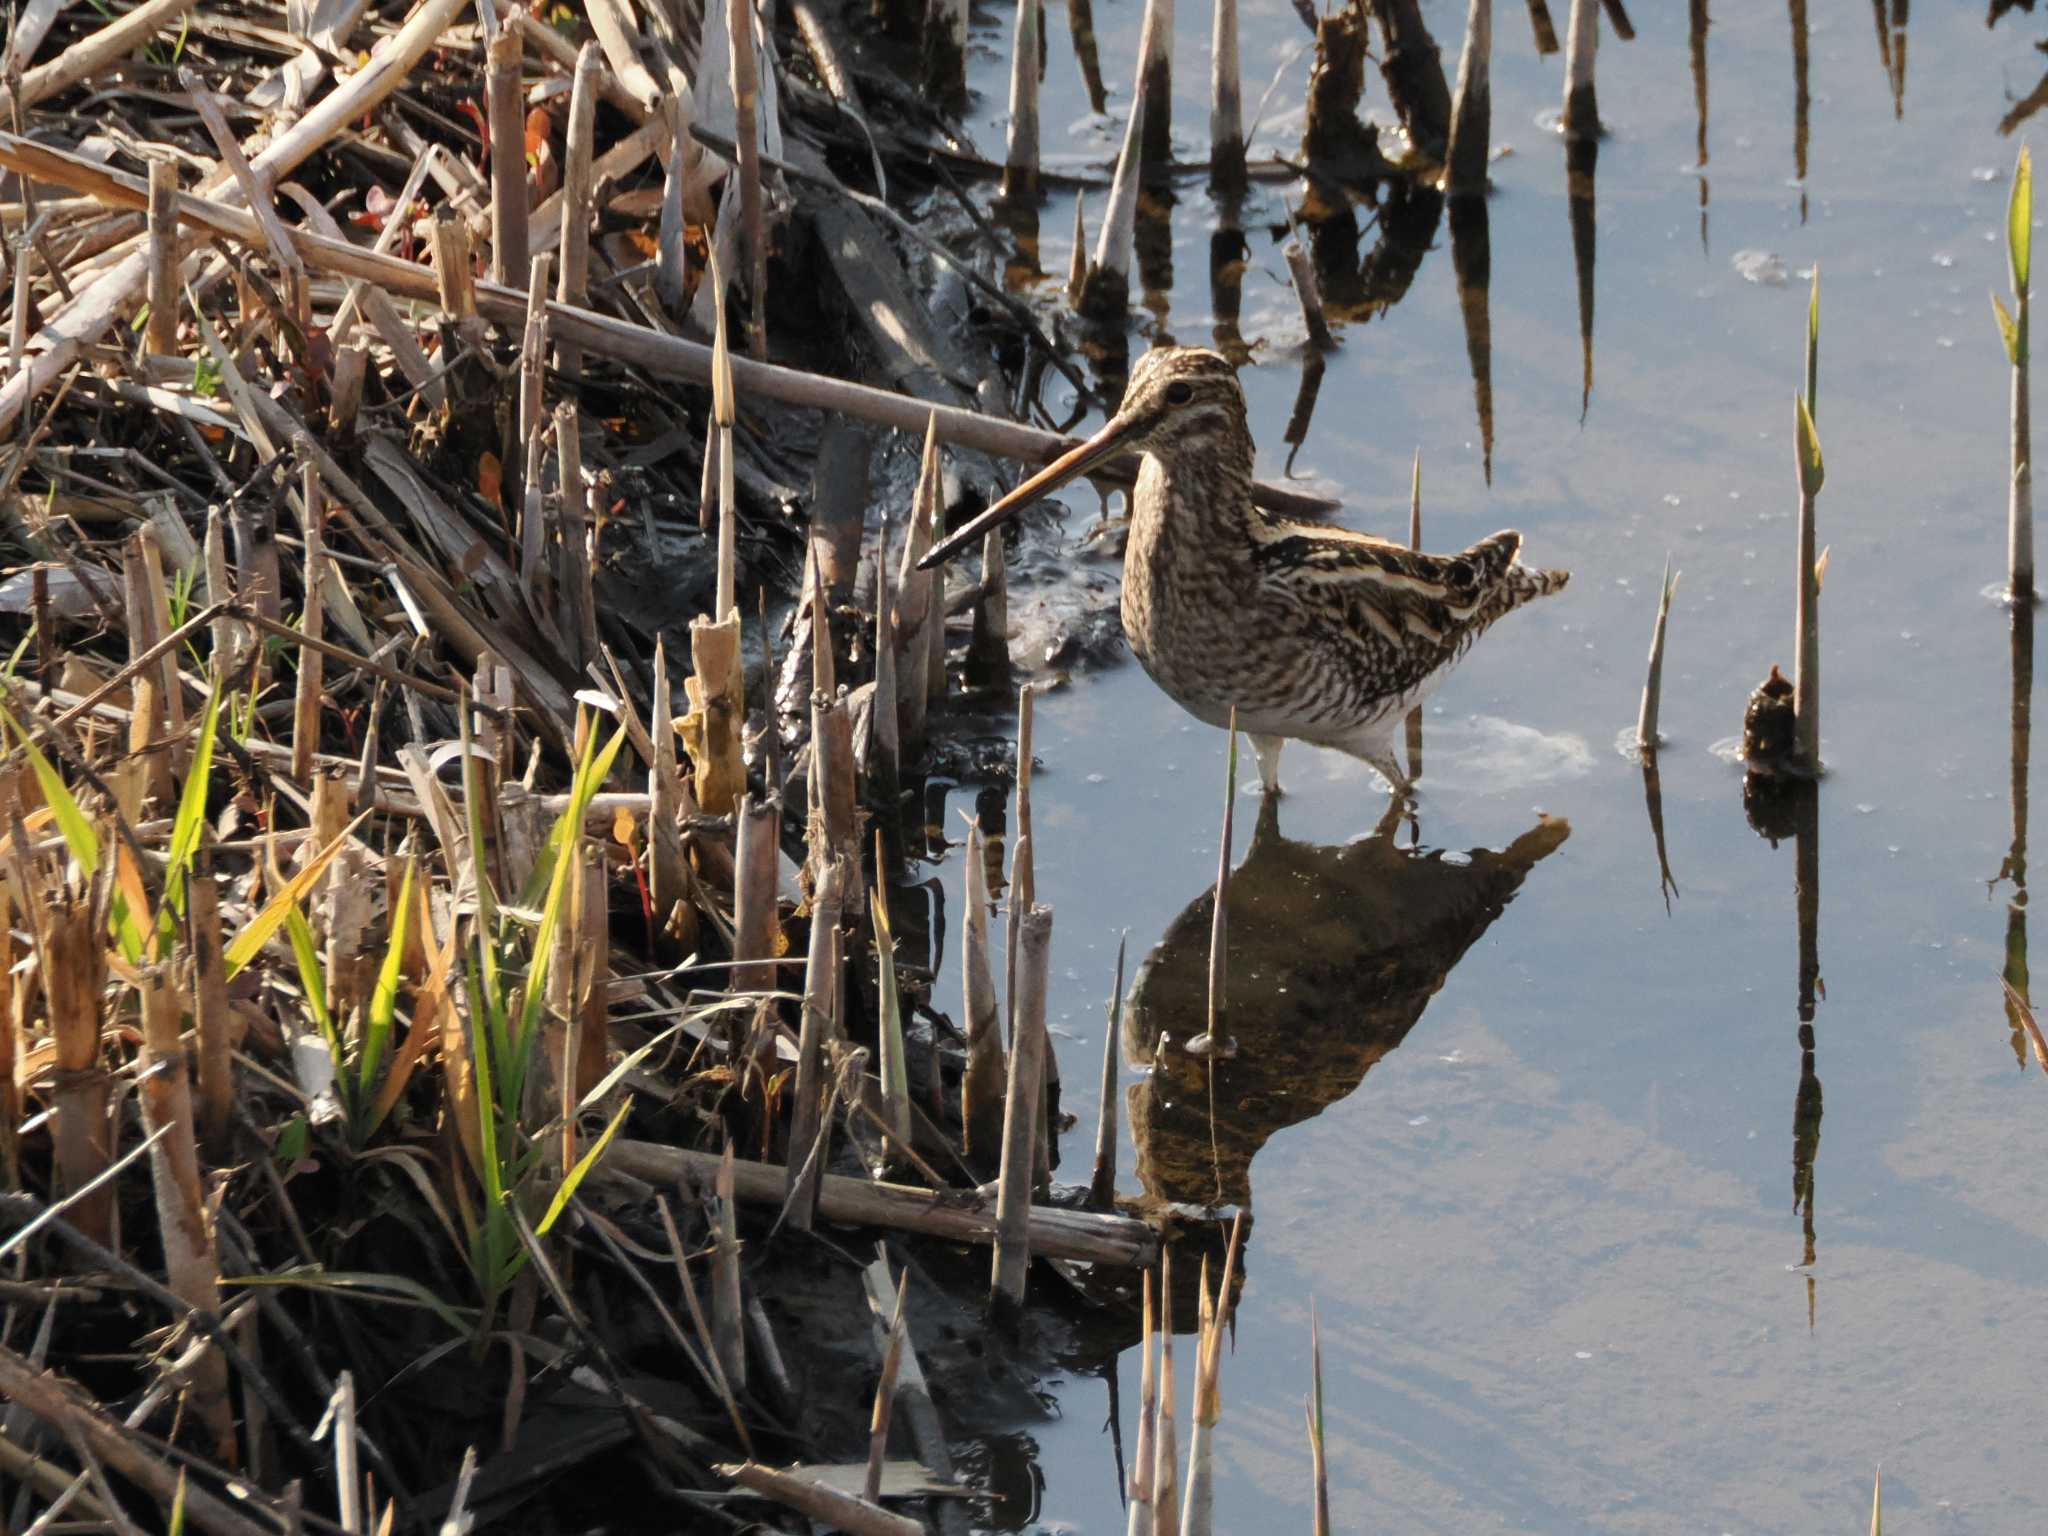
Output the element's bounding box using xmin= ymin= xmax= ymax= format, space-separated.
xmin=1165 ymin=381 xmax=1194 ymax=405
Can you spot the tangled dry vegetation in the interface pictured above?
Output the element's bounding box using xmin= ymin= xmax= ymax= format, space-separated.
xmin=0 ymin=0 xmax=1194 ymax=1528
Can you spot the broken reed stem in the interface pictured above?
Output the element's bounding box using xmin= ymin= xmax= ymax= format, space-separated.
xmin=732 ymin=793 xmax=780 ymax=992
xmin=1140 ymin=0 xmax=1176 ymax=169
xmin=1197 ymin=725 xmax=1238 ymax=1055
xmin=555 ymin=43 xmax=601 ymax=377
xmin=291 ymin=467 xmax=325 ymax=786
xmin=871 ymin=522 xmax=903 ymax=802
xmin=1794 ymin=265 xmax=1823 ymax=770
xmin=787 ymin=857 xmax=845 ymax=1228
xmin=487 ymin=25 xmax=528 ymax=287
xmin=2006 ymin=145 xmax=2035 ymax=603
xmin=1562 ymin=0 xmax=1599 ymax=140
xmin=1307 ymin=1299 xmax=1330 ymax=1536
xmin=1126 ymin=1270 xmax=1157 ymax=1536
xmin=1635 ymin=555 xmax=1678 ymax=752
xmin=711 ymin=1142 xmax=747 ymax=1391
xmin=729 ymin=0 xmax=768 ymax=361
xmin=144 ymin=158 xmax=179 ymax=357
xmin=1087 ymin=931 xmax=1128 ymax=1210
xmin=863 ymin=1271 xmax=909 ymax=1503
xmin=971 ymin=525 xmax=1011 ymax=676
xmin=1153 ymin=1247 xmax=1181 ymax=1536
xmin=719 ymin=1461 xmax=923 ymax=1536
xmin=925 ymin=0 xmax=970 ymax=107
xmin=961 ymin=818 xmax=1007 ymax=1160
xmin=613 ymin=1140 xmax=1159 ymax=1263
xmin=1210 ymin=0 xmax=1244 ymax=191
xmin=1444 ymin=0 xmax=1493 ymax=196
xmin=43 ymin=893 xmax=111 ymax=1245
xmin=138 ymin=971 xmax=236 ymax=1464
xmin=1284 ymin=239 xmax=1333 ymax=351
xmin=990 ymin=902 xmax=1054 ymax=1319
xmin=871 ymin=839 xmax=914 ymax=1156
xmin=895 ymin=416 xmax=942 ymax=756
xmin=1004 ymin=0 xmax=1042 ymax=204
xmin=430 ymin=211 xmax=477 ymax=320
xmin=191 ymin=876 xmax=233 ymax=1163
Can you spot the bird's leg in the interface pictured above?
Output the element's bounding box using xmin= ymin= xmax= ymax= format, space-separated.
xmin=1250 ymin=733 xmax=1285 ymax=796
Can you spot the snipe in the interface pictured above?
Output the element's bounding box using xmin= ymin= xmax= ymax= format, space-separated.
xmin=921 ymin=347 xmax=1570 ymax=796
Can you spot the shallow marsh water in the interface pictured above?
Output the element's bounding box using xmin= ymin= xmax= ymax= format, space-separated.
xmin=911 ymin=3 xmax=2048 ymax=1530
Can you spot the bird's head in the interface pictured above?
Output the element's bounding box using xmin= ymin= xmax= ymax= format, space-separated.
xmin=918 ymin=346 xmax=1248 ymax=570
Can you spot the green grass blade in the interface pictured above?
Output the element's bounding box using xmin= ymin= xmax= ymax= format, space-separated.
xmin=161 ymin=682 xmax=223 ymax=926
xmin=2012 ymin=144 xmax=2033 ymax=296
xmin=284 ymin=902 xmax=341 ymax=1078
xmin=223 ymin=814 xmax=365 ymax=978
xmin=357 ymin=857 xmax=416 ymax=1104
xmin=2 ymin=707 xmax=100 ymax=876
xmin=1795 ymin=394 xmax=1825 ymax=499
xmin=168 ymin=1470 xmax=188 ymax=1536
xmin=1995 ymin=290 xmax=2021 ymax=365
xmin=535 ymin=1100 xmax=631 ymax=1237
xmin=1804 ymin=264 xmax=1820 ymax=420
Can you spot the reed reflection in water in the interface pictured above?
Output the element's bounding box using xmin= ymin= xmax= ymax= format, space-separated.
xmin=1120 ymin=799 xmax=1569 ymax=1217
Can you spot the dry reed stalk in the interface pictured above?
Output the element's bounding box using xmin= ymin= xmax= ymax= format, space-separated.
xmin=686 ymin=614 xmax=746 ymax=816
xmin=1126 ymin=1270 xmax=1157 ymax=1536
xmin=894 ymin=417 xmax=942 ymax=756
xmin=960 ymin=818 xmax=1007 ymax=1159
xmin=990 ymin=901 xmax=1054 ymax=1317
xmin=2001 ymin=146 xmax=2034 ymax=603
xmin=0 ymin=0 xmax=201 ymax=126
xmin=486 ymin=26 xmax=528 ymax=287
xmin=120 ymin=536 xmax=169 ymax=814
xmin=971 ymin=525 xmax=1010 ymax=675
xmin=555 ymin=402 xmax=597 ymax=674
xmin=22 ymin=884 xmax=111 ymax=1244
xmin=278 ymin=182 xmax=443 ymax=411
xmin=575 ymin=845 xmax=608 ymax=1105
xmin=1192 ymin=725 xmax=1236 ymax=1057
xmin=554 ymin=43 xmax=601 ymax=377
xmin=0 ymin=882 xmax=12 ymax=1187
xmin=144 ymin=159 xmax=179 ymax=358
xmin=517 ymin=251 xmax=554 ymax=587
xmin=1153 ymin=1247 xmax=1180 ymax=1535
xmin=1561 ymin=0 xmax=1599 ymax=140
xmin=788 ymin=857 xmax=845 ymax=1226
xmin=719 ymin=1461 xmax=923 ymax=1536
xmin=1444 ymin=0 xmax=1493 ymax=196
xmin=290 ymin=469 xmax=326 ymax=786
xmin=1139 ymin=0 xmax=1176 ymax=168
xmin=1004 ymin=0 xmax=1042 ymax=205
xmin=190 ymin=875 xmax=233 ymax=1163
xmin=711 ymin=1141 xmax=747 ymax=1391
xmin=871 ymin=840 xmax=914 ymax=1156
xmin=8 ymin=231 xmax=30 ymax=379
xmin=1084 ymin=1 xmax=1158 ymax=314
xmin=0 ymin=1344 xmax=278 ymax=1536
xmin=863 ymin=1270 xmax=909 ymax=1501
xmin=137 ymin=971 xmax=237 ymax=1464
xmin=925 ymin=0 xmax=970 ymax=107
xmin=732 ymin=793 xmax=781 ymax=992
xmin=1794 ymin=266 xmax=1823 ymax=771
xmin=1635 ymin=556 xmax=1679 ymax=752
xmin=1087 ymin=932 xmax=1128 ymax=1209
xmin=328 ymin=344 xmax=367 ymax=435
xmin=625 ymin=1139 xmax=1167 ymax=1261
xmin=728 ymin=0 xmax=768 ymax=361
xmin=872 ymin=524 xmax=903 ymax=801
xmin=137 ymin=526 xmax=184 ymax=732
xmin=1181 ymin=1212 xmax=1244 ymax=1536
xmin=1067 ymin=196 xmax=1089 ymax=303
xmin=1284 ymin=240 xmax=1333 ymax=351
xmin=430 ymin=211 xmax=478 ymax=321
xmin=180 ymin=68 xmax=307 ymax=319
xmin=1210 ymin=0 xmax=1245 ymax=191
xmin=0 ymin=136 xmax=1345 ymax=519
xmin=646 ymin=635 xmax=694 ymax=936
xmin=1599 ymin=0 xmax=1633 ymax=38
xmin=1306 ymin=1300 xmax=1329 ymax=1536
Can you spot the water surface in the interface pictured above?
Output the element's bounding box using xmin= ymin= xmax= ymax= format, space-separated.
xmin=916 ymin=4 xmax=2048 ymax=1530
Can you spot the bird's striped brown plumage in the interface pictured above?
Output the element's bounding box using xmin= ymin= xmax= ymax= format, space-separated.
xmin=923 ymin=346 xmax=1570 ymax=795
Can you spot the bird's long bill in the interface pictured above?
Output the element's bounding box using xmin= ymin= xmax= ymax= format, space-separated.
xmin=916 ymin=411 xmax=1144 ymax=571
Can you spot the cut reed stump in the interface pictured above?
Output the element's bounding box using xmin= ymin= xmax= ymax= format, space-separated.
xmin=1995 ymin=144 xmax=2035 ymax=604
xmin=1444 ymin=0 xmax=1493 ymax=196
xmin=1561 ymin=0 xmax=1600 ymax=140
xmin=991 ymin=902 xmax=1054 ymax=1321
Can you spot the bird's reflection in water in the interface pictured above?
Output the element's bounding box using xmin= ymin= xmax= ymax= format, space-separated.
xmin=1121 ymin=800 xmax=1570 ymax=1217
